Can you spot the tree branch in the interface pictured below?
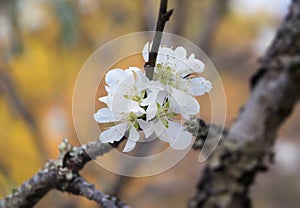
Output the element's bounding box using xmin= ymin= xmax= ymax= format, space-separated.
xmin=189 ymin=1 xmax=300 ymax=207
xmin=0 ymin=118 xmax=218 ymax=208
xmin=62 ymin=175 xmax=129 ymax=208
xmin=0 ymin=139 xmax=127 ymax=208
xmin=145 ymin=0 xmax=173 ymax=80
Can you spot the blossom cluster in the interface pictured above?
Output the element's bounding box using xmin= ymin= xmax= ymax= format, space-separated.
xmin=94 ymin=43 xmax=212 ymax=152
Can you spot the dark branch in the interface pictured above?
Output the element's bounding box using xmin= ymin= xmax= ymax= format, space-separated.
xmin=0 ymin=117 xmax=219 ymax=207
xmin=63 ymin=176 xmax=129 ymax=208
xmin=145 ymin=0 xmax=173 ymax=80
xmin=189 ymin=1 xmax=300 ymax=207
xmin=0 ymin=140 xmax=129 ymax=208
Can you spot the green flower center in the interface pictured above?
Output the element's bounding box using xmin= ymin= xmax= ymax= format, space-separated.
xmin=154 ymin=64 xmax=186 ymax=90
xmin=156 ymin=101 xmax=178 ymax=128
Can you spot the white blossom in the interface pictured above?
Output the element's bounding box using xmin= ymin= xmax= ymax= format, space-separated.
xmin=94 ymin=43 xmax=212 ymax=152
xmin=94 ymin=67 xmax=147 ymax=152
xmin=142 ymin=42 xmax=212 ymax=120
xmin=138 ymin=100 xmax=192 ymax=150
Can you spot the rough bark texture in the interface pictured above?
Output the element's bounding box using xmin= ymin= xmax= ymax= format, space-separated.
xmin=189 ymin=1 xmax=300 ymax=207
xmin=0 ymin=139 xmax=122 ymax=208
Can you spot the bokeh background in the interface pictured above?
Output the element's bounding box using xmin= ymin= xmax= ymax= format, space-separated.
xmin=0 ymin=0 xmax=299 ymax=207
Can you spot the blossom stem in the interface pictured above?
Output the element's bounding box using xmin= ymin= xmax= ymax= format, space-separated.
xmin=145 ymin=0 xmax=173 ymax=80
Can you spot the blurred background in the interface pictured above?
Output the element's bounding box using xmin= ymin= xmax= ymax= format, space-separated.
xmin=0 ymin=0 xmax=299 ymax=207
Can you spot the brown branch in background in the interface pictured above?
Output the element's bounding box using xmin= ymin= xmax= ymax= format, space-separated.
xmin=0 ymin=0 xmax=47 ymax=160
xmin=144 ymin=0 xmax=173 ymax=80
xmin=0 ymin=72 xmax=36 ymax=135
xmin=171 ymin=0 xmax=189 ymax=36
xmin=140 ymin=0 xmax=156 ymax=31
xmin=0 ymin=71 xmax=48 ymax=161
xmin=189 ymin=1 xmax=300 ymax=207
xmin=10 ymin=0 xmax=23 ymax=55
xmin=197 ymin=0 xmax=229 ymax=55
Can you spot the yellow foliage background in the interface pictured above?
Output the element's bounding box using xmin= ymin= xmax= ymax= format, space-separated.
xmin=0 ymin=0 xmax=299 ymax=207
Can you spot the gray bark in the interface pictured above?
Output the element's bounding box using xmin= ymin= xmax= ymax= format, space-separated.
xmin=189 ymin=1 xmax=300 ymax=207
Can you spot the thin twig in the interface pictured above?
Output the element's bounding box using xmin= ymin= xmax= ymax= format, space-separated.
xmin=111 ymin=1 xmax=173 ymax=192
xmin=145 ymin=0 xmax=173 ymax=80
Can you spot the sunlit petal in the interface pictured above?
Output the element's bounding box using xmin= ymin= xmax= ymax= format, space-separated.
xmin=188 ymin=53 xmax=205 ymax=73
xmin=105 ymin=69 xmax=129 ymax=89
xmin=123 ymin=139 xmax=137 ymax=152
xmin=94 ymin=108 xmax=115 ymax=123
xmin=153 ymin=119 xmax=166 ymax=137
xmin=100 ymin=123 xmax=127 ymax=143
xmin=189 ymin=77 xmax=212 ymax=96
xmin=123 ymin=127 xmax=140 ymax=152
xmin=137 ymin=119 xmax=154 ymax=138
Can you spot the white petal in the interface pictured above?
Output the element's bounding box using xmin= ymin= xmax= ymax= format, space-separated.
xmin=99 ymin=96 xmax=108 ymax=103
xmin=159 ymin=120 xmax=181 ymax=143
xmin=99 ymin=96 xmax=113 ymax=108
xmin=129 ymin=100 xmax=146 ymax=115
xmin=137 ymin=71 xmax=150 ymax=90
xmin=157 ymin=47 xmax=174 ymax=65
xmin=123 ymin=139 xmax=136 ymax=152
xmin=105 ymin=69 xmax=129 ymax=89
xmin=141 ymin=88 xmax=160 ymax=106
xmin=112 ymin=76 xmax=136 ymax=103
xmin=176 ymin=67 xmax=193 ymax=78
xmin=94 ymin=108 xmax=116 ymax=123
xmin=153 ymin=119 xmax=166 ymax=137
xmin=189 ymin=77 xmax=212 ymax=96
xmin=145 ymin=80 xmax=164 ymax=91
xmin=100 ymin=123 xmax=127 ymax=143
xmin=111 ymin=98 xmax=131 ymax=114
xmin=146 ymin=103 xmax=157 ymax=121
xmin=137 ymin=119 xmax=154 ymax=138
xmin=169 ymin=88 xmax=189 ymax=105
xmin=105 ymin=85 xmax=114 ymax=95
xmin=181 ymin=97 xmax=200 ymax=119
xmin=188 ymin=54 xmax=205 ymax=73
xmin=156 ymin=91 xmax=168 ymax=106
xmin=170 ymin=89 xmax=200 ymax=119
xmin=174 ymin=58 xmax=189 ymax=74
xmin=142 ymin=42 xmax=151 ymax=62
xmin=168 ymin=95 xmax=181 ymax=113
xmin=129 ymin=126 xmax=140 ymax=142
xmin=175 ymin=46 xmax=187 ymax=59
xmin=171 ymin=130 xmax=193 ymax=150
xmin=123 ymin=127 xmax=140 ymax=152
xmin=161 ymin=121 xmax=193 ymax=150
xmin=125 ymin=66 xmax=141 ymax=74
